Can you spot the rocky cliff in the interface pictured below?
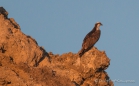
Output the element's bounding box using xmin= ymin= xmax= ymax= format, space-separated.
xmin=0 ymin=7 xmax=114 ymax=86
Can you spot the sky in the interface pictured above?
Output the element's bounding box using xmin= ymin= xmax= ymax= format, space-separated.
xmin=1 ymin=1 xmax=139 ymax=86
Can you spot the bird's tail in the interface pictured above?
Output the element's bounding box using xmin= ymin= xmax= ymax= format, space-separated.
xmin=79 ymin=53 xmax=83 ymax=57
xmin=78 ymin=48 xmax=85 ymax=57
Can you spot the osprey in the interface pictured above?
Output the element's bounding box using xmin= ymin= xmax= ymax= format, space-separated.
xmin=79 ymin=22 xmax=103 ymax=57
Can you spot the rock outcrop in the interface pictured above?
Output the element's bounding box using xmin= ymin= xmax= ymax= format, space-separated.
xmin=0 ymin=7 xmax=114 ymax=86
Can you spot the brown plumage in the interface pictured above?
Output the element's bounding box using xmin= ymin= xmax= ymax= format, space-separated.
xmin=79 ymin=22 xmax=103 ymax=57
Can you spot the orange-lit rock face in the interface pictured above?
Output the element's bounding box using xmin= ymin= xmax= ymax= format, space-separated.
xmin=0 ymin=7 xmax=113 ymax=86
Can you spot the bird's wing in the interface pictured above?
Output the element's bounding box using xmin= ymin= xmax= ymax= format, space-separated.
xmin=82 ymin=31 xmax=100 ymax=50
xmin=82 ymin=33 xmax=94 ymax=49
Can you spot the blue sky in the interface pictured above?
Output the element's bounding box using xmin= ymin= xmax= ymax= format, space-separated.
xmin=1 ymin=1 xmax=139 ymax=86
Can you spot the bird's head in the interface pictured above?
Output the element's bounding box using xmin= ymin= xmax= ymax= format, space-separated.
xmin=95 ymin=22 xmax=103 ymax=26
xmin=95 ymin=22 xmax=102 ymax=30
